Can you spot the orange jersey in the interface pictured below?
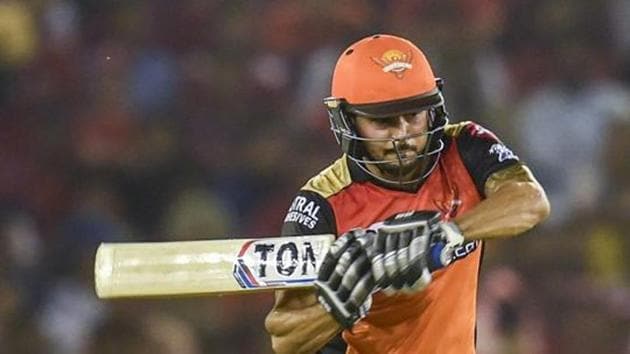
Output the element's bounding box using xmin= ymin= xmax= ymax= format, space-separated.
xmin=281 ymin=121 xmax=521 ymax=354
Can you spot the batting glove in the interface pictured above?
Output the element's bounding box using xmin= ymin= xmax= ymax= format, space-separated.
xmin=314 ymin=229 xmax=376 ymax=328
xmin=370 ymin=211 xmax=441 ymax=295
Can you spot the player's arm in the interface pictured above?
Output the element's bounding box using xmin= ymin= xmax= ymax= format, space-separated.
xmin=265 ymin=288 xmax=342 ymax=354
xmin=361 ymin=124 xmax=550 ymax=292
xmin=266 ymin=191 xmax=352 ymax=354
xmin=267 ymin=232 xmax=374 ymax=354
xmin=455 ymin=163 xmax=550 ymax=240
xmin=451 ymin=122 xmax=550 ymax=241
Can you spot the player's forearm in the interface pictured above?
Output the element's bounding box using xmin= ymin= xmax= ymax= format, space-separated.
xmin=454 ymin=180 xmax=550 ymax=240
xmin=265 ymin=291 xmax=342 ymax=354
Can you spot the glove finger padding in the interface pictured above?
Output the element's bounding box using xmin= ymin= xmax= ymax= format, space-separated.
xmin=346 ymin=270 xmax=374 ymax=316
xmin=318 ymin=231 xmax=356 ymax=281
xmin=328 ymin=241 xmax=363 ymax=290
xmin=371 ymin=231 xmax=388 ymax=288
xmin=383 ymin=231 xmax=400 ymax=287
xmin=405 ymin=226 xmax=432 ymax=292
xmin=393 ymin=230 xmax=412 ymax=290
xmin=337 ymin=251 xmax=370 ymax=301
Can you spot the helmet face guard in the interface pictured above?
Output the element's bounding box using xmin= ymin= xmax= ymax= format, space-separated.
xmin=324 ymin=80 xmax=449 ymax=186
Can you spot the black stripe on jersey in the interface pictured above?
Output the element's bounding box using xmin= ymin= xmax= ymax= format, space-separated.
xmin=281 ymin=190 xmax=337 ymax=237
xmin=455 ymin=122 xmax=520 ymax=197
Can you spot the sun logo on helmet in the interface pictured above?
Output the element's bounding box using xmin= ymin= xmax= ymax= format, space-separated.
xmin=371 ymin=49 xmax=413 ymax=79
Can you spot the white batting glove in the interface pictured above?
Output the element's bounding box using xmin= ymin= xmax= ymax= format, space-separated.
xmin=370 ymin=211 xmax=441 ymax=295
xmin=314 ymin=229 xmax=376 ymax=328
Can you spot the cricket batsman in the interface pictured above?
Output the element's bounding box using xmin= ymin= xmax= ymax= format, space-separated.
xmin=265 ymin=34 xmax=550 ymax=353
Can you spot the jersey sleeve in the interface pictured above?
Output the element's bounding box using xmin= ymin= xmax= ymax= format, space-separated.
xmin=456 ymin=122 xmax=521 ymax=196
xmin=281 ymin=191 xmax=345 ymax=354
xmin=281 ymin=190 xmax=337 ymax=237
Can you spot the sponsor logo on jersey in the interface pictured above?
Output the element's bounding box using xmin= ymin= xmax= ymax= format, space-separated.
xmin=233 ymin=237 xmax=328 ymax=289
xmin=371 ymin=49 xmax=413 ymax=79
xmin=489 ymin=143 xmax=518 ymax=162
xmin=452 ymin=240 xmax=479 ymax=261
xmin=284 ymin=196 xmax=321 ymax=229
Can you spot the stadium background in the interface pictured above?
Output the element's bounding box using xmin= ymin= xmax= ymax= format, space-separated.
xmin=0 ymin=1 xmax=629 ymax=353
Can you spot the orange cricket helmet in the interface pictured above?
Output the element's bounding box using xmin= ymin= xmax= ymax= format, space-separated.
xmin=331 ymin=34 xmax=437 ymax=105
xmin=323 ymin=34 xmax=449 ymax=186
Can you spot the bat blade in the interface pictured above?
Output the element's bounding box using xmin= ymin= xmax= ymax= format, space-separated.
xmin=94 ymin=234 xmax=334 ymax=299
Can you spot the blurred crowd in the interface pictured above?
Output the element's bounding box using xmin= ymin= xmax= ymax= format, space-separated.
xmin=0 ymin=0 xmax=629 ymax=353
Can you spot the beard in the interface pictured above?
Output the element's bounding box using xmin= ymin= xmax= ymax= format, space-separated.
xmin=372 ymin=143 xmax=427 ymax=179
xmin=376 ymin=154 xmax=424 ymax=178
xmin=360 ymin=136 xmax=435 ymax=183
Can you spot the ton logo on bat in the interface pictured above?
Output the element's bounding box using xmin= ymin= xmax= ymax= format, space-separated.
xmin=233 ymin=239 xmax=322 ymax=289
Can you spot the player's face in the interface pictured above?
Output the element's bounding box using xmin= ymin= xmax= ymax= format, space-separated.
xmin=354 ymin=111 xmax=430 ymax=180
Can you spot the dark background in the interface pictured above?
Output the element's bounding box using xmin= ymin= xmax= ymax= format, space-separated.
xmin=1 ymin=1 xmax=629 ymax=353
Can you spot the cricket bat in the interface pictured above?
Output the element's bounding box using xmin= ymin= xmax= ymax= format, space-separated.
xmin=94 ymin=234 xmax=334 ymax=299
